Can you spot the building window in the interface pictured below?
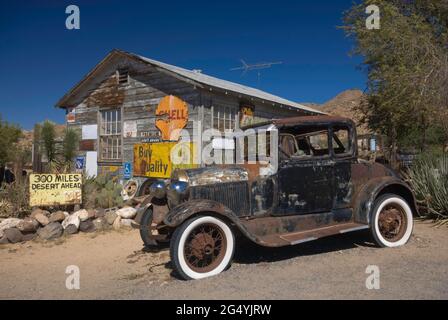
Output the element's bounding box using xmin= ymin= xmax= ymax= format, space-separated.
xmin=100 ymin=109 xmax=122 ymax=161
xmin=213 ymin=106 xmax=237 ymax=132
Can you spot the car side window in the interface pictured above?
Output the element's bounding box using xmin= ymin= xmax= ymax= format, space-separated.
xmin=332 ymin=126 xmax=351 ymax=156
xmin=280 ymin=129 xmax=330 ymax=160
xmin=307 ymin=131 xmax=329 ymax=157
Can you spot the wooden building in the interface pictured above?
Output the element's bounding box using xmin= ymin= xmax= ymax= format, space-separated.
xmin=56 ymin=49 xmax=323 ymax=183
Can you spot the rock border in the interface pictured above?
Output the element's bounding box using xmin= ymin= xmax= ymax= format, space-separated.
xmin=0 ymin=206 xmax=138 ymax=244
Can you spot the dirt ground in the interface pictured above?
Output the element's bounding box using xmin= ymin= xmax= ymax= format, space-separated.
xmin=0 ymin=220 xmax=447 ymax=300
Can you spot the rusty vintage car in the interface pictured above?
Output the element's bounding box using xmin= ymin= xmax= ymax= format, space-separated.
xmin=133 ymin=116 xmax=416 ymax=280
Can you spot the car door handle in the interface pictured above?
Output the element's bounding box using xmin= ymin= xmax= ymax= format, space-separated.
xmin=313 ymin=179 xmax=330 ymax=183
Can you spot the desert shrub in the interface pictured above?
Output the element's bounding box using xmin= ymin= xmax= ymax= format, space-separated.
xmin=0 ymin=115 xmax=22 ymax=167
xmin=0 ymin=181 xmax=30 ymax=218
xmin=82 ymin=174 xmax=123 ymax=209
xmin=405 ymin=153 xmax=448 ymax=225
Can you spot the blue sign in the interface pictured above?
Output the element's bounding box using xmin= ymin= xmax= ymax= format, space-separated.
xmin=370 ymin=138 xmax=377 ymax=152
xmin=75 ymin=156 xmax=85 ymax=170
xmin=123 ymin=162 xmax=132 ymax=179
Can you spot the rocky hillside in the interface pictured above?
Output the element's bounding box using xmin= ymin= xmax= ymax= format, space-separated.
xmin=303 ymin=89 xmax=369 ymax=134
xmin=19 ymin=124 xmax=66 ymax=146
xmin=17 ymin=124 xmax=66 ymax=168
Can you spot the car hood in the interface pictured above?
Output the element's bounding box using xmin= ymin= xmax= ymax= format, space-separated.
xmin=173 ymin=166 xmax=249 ymax=187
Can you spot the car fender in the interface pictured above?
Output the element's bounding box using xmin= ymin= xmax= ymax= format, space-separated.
xmin=164 ymin=199 xmax=239 ymax=226
xmin=132 ymin=202 xmax=153 ymax=228
xmin=163 ymin=199 xmax=260 ymax=243
xmin=353 ymin=176 xmax=417 ymax=225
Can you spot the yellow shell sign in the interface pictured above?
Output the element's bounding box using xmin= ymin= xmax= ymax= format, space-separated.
xmin=155 ymin=95 xmax=188 ymax=140
xmin=133 ymin=142 xmax=197 ymax=178
xmin=29 ymin=174 xmax=82 ymax=207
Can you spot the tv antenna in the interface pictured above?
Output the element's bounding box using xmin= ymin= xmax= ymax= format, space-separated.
xmin=230 ymin=59 xmax=282 ymax=82
xmin=230 ymin=59 xmax=283 ymax=74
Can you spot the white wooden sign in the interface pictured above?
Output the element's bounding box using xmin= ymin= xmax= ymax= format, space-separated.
xmin=81 ymin=124 xmax=98 ymax=140
xmin=123 ymin=121 xmax=137 ymax=138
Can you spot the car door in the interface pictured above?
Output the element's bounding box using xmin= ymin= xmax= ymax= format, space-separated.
xmin=275 ymin=127 xmax=334 ymax=215
xmin=331 ymin=124 xmax=355 ymax=210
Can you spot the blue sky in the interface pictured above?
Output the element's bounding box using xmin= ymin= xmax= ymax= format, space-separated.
xmin=0 ymin=0 xmax=365 ymax=129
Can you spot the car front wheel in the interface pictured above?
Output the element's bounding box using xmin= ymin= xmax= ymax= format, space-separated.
xmin=371 ymin=194 xmax=414 ymax=247
xmin=170 ymin=215 xmax=235 ymax=280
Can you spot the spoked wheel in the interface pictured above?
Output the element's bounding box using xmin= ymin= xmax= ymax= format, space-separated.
xmin=371 ymin=194 xmax=413 ymax=247
xmin=184 ymin=223 xmax=228 ymax=273
xmin=170 ymin=216 xmax=235 ymax=280
xmin=378 ymin=203 xmax=407 ymax=242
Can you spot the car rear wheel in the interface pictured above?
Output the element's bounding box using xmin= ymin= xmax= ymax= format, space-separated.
xmin=371 ymin=194 xmax=413 ymax=247
xmin=170 ymin=215 xmax=235 ymax=280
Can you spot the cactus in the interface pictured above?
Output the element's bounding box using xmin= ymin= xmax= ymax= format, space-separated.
xmin=82 ymin=173 xmax=123 ymax=209
xmin=405 ymin=154 xmax=448 ymax=225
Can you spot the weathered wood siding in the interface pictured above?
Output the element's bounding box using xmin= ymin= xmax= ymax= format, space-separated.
xmin=68 ymin=57 xmax=200 ymax=174
xmin=66 ymin=55 xmax=308 ymax=178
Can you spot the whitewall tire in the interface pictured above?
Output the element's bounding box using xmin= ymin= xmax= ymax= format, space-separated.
xmin=371 ymin=194 xmax=413 ymax=247
xmin=170 ymin=215 xmax=235 ymax=280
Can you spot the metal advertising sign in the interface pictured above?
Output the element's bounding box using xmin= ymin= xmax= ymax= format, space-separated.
xmin=123 ymin=162 xmax=132 ymax=179
xmin=79 ymin=140 xmax=95 ymax=151
xmin=98 ymin=165 xmax=121 ymax=177
xmin=29 ymin=174 xmax=82 ymax=207
xmin=75 ymin=156 xmax=85 ymax=170
xmin=66 ymin=109 xmax=76 ymax=123
xmin=133 ymin=142 xmax=197 ymax=178
xmin=155 ymin=95 xmax=188 ymax=140
xmin=239 ymin=104 xmax=254 ymax=127
xmin=141 ymin=136 xmax=161 ymax=143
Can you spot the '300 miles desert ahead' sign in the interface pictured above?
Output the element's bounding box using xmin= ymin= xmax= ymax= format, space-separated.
xmin=29 ymin=174 xmax=82 ymax=207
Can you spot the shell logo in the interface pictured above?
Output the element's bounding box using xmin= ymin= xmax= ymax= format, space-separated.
xmin=155 ymin=95 xmax=188 ymax=140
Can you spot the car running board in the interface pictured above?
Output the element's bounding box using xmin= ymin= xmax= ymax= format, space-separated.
xmin=257 ymin=223 xmax=369 ymax=246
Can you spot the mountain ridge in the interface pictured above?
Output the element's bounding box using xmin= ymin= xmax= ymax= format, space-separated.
xmin=302 ymin=89 xmax=369 ymax=134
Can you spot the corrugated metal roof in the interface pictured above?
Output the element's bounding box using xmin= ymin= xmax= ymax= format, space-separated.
xmin=57 ymin=49 xmax=324 ymax=115
xmin=122 ymin=50 xmax=324 ymax=115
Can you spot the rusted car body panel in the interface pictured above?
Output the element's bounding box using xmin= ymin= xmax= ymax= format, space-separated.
xmin=135 ymin=115 xmax=417 ymax=248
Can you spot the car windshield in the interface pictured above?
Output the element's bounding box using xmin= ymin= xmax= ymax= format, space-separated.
xmin=278 ymin=124 xmax=352 ymax=160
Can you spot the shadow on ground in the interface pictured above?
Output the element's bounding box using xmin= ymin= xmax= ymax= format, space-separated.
xmin=133 ymin=230 xmax=377 ymax=280
xmin=233 ymin=230 xmax=376 ymax=264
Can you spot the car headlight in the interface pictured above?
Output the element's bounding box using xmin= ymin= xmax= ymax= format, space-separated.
xmin=149 ymin=180 xmax=167 ymax=199
xmin=167 ymin=180 xmax=189 ymax=206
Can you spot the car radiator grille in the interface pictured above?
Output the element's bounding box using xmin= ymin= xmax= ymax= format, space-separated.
xmin=189 ymin=181 xmax=251 ymax=216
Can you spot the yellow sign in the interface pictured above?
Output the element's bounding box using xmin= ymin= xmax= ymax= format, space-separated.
xmin=98 ymin=165 xmax=120 ymax=176
xmin=155 ymin=95 xmax=189 ymax=140
xmin=133 ymin=142 xmax=197 ymax=178
xmin=240 ymin=104 xmax=254 ymax=127
xmin=29 ymin=174 xmax=82 ymax=207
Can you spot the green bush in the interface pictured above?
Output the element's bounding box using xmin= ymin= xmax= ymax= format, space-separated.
xmin=405 ymin=154 xmax=448 ymax=224
xmin=82 ymin=174 xmax=123 ymax=209
xmin=62 ymin=128 xmax=79 ymax=166
xmin=0 ymin=114 xmax=22 ymax=166
xmin=41 ymin=120 xmax=56 ymax=163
